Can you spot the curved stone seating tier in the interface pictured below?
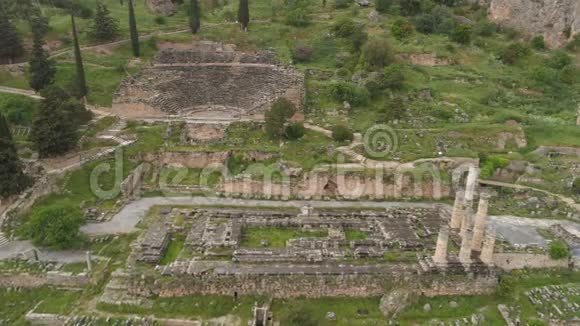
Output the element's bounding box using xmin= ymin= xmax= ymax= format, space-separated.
xmin=113 ymin=45 xmax=304 ymax=120
xmin=154 ymin=48 xmax=278 ymax=65
xmin=124 ymin=65 xmax=302 ymax=118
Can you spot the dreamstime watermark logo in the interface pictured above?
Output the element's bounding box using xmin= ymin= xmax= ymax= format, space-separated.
xmin=363 ymin=124 xmax=398 ymax=158
xmin=85 ymin=124 xmax=462 ymax=201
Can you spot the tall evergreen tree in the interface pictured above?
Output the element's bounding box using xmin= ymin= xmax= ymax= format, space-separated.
xmin=71 ymin=14 xmax=88 ymax=99
xmin=189 ymin=0 xmax=201 ymax=34
xmin=0 ymin=113 xmax=31 ymax=197
xmin=128 ymin=0 xmax=140 ymax=57
xmin=29 ymin=22 xmax=56 ymax=92
xmin=30 ymin=86 xmax=82 ymax=158
xmin=91 ymin=2 xmax=119 ymax=42
xmin=0 ymin=5 xmax=24 ymax=63
xmin=237 ymin=0 xmax=249 ymax=31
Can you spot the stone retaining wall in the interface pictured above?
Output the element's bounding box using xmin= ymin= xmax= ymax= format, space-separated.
xmin=0 ymin=271 xmax=90 ymax=288
xmin=493 ymin=253 xmax=569 ymax=271
xmin=133 ymin=272 xmax=497 ymax=299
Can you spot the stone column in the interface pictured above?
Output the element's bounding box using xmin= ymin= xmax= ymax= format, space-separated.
xmin=459 ymin=230 xmax=473 ymax=264
xmin=480 ymin=231 xmax=496 ymax=265
xmin=433 ymin=226 xmax=449 ymax=264
xmin=449 ymin=190 xmax=465 ymax=229
xmin=471 ymin=194 xmax=490 ymax=251
xmin=86 ymin=251 xmax=92 ymax=272
xmin=459 ymin=207 xmax=473 ymax=238
xmin=464 ymin=167 xmax=479 ymax=205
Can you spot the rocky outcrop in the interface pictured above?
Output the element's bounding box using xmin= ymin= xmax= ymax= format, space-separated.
xmin=487 ymin=0 xmax=579 ymax=48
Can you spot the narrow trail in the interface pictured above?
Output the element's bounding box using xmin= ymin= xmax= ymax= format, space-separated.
xmin=0 ymin=86 xmax=42 ymax=99
xmin=480 ymin=179 xmax=580 ymax=214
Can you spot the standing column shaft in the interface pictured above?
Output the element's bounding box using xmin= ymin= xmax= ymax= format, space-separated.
xmin=471 ymin=194 xmax=490 ymax=251
xmin=464 ymin=167 xmax=479 ymax=205
xmin=86 ymin=251 xmax=92 ymax=272
xmin=459 ymin=207 xmax=473 ymax=238
xmin=459 ymin=231 xmax=473 ymax=263
xmin=450 ymin=190 xmax=465 ymax=229
xmin=480 ymin=232 xmax=496 ymax=265
xmin=433 ymin=226 xmax=449 ymax=264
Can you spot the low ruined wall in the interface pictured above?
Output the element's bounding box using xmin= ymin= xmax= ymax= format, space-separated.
xmin=0 ymin=272 xmax=90 ymax=288
xmin=493 ymin=253 xmax=569 ymax=271
xmin=130 ymin=272 xmax=496 ymax=299
xmin=219 ymin=173 xmax=451 ymax=200
xmin=145 ymin=151 xmax=230 ymax=169
xmin=25 ymin=312 xmax=69 ymax=326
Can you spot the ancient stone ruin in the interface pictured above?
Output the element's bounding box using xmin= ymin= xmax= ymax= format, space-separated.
xmin=112 ymin=42 xmax=305 ymax=121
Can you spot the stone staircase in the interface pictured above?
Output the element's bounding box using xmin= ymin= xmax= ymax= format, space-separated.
xmin=0 ymin=232 xmax=9 ymax=248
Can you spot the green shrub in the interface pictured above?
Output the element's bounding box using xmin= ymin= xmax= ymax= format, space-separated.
xmin=265 ymin=98 xmax=296 ymax=139
xmin=391 ymin=17 xmax=414 ymax=40
xmin=377 ymin=96 xmax=406 ymax=122
xmin=472 ymin=20 xmax=496 ymax=37
xmin=549 ymin=240 xmax=569 ymax=260
xmin=154 ymin=16 xmax=166 ymax=25
xmin=480 ymin=155 xmax=509 ymax=179
xmin=560 ymin=65 xmax=577 ymax=84
xmin=399 ymin=0 xmax=421 ymax=16
xmin=450 ymin=24 xmax=471 ymax=44
xmin=546 ymin=50 xmax=572 ymax=69
xmin=334 ymin=0 xmax=350 ymax=9
xmin=284 ymin=122 xmax=305 ymax=140
xmin=565 ymin=34 xmax=580 ymax=51
xmin=0 ymin=94 xmax=38 ymax=126
xmin=381 ymin=64 xmax=405 ymax=90
xmin=362 ymin=38 xmax=394 ymax=69
xmin=573 ymin=178 xmax=580 ymax=194
xmin=331 ymin=124 xmax=354 ymax=142
xmin=22 ymin=204 xmax=85 ymax=249
xmin=413 ymin=6 xmax=455 ymax=34
xmin=285 ymin=0 xmax=311 ymax=27
xmin=375 ymin=0 xmax=392 ymax=13
xmin=498 ymin=42 xmax=531 ymax=65
xmin=531 ymin=35 xmax=545 ymax=50
xmin=331 ymin=18 xmax=359 ymax=37
xmin=497 ymin=276 xmax=516 ymax=298
xmin=328 ymin=81 xmax=369 ymax=106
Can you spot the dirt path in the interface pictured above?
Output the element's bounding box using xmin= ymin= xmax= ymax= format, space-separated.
xmin=480 ymin=179 xmax=580 ymax=214
xmin=0 ymin=86 xmax=42 ymax=99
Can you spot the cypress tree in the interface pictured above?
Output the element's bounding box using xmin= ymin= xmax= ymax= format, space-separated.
xmin=237 ymin=0 xmax=249 ymax=31
xmin=31 ymin=86 xmax=81 ymax=158
xmin=0 ymin=113 xmax=31 ymax=197
xmin=189 ymin=0 xmax=201 ymax=34
xmin=128 ymin=0 xmax=140 ymax=57
xmin=0 ymin=6 xmax=24 ymax=63
xmin=29 ymin=26 xmax=56 ymax=92
xmin=91 ymin=2 xmax=119 ymax=42
xmin=71 ymin=14 xmax=88 ymax=99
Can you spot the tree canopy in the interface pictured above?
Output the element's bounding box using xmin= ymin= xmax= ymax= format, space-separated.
xmin=0 ymin=113 xmax=32 ymax=197
xmin=22 ymin=204 xmax=85 ymax=249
